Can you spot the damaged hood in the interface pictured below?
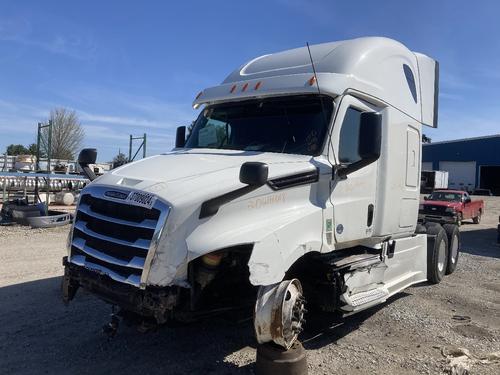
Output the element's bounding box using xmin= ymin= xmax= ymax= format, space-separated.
xmin=93 ymin=148 xmax=315 ymax=204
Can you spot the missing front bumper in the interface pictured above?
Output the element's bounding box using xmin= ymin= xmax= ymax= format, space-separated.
xmin=62 ymin=257 xmax=179 ymax=323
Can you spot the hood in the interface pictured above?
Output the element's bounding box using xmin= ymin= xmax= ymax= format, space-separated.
xmin=92 ymin=148 xmax=318 ymax=206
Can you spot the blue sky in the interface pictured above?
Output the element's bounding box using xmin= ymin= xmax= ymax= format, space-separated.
xmin=1 ymin=0 xmax=499 ymax=162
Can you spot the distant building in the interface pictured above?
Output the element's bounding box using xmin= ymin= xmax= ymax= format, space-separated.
xmin=422 ymin=134 xmax=500 ymax=195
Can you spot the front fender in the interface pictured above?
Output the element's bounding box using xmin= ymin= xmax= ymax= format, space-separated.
xmin=187 ymin=187 xmax=325 ymax=286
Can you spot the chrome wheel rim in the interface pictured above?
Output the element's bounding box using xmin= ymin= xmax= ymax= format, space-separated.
xmin=437 ymin=240 xmax=446 ymax=272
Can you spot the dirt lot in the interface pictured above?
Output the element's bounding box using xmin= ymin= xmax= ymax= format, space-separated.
xmin=1 ymin=197 xmax=499 ymax=374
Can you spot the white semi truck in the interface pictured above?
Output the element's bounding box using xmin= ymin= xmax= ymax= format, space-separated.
xmin=62 ymin=37 xmax=460 ymax=350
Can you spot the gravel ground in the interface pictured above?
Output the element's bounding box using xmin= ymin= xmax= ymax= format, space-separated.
xmin=0 ymin=197 xmax=499 ymax=374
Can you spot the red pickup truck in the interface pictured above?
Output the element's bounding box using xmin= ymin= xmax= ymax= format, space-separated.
xmin=419 ymin=190 xmax=484 ymax=225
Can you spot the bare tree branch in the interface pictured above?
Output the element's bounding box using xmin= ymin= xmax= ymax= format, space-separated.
xmin=40 ymin=108 xmax=85 ymax=160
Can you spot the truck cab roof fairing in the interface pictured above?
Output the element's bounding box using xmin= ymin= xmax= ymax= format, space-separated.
xmin=193 ymin=37 xmax=439 ymax=128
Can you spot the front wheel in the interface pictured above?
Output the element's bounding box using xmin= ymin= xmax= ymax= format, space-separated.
xmin=426 ymin=225 xmax=449 ymax=284
xmin=254 ymin=279 xmax=306 ymax=350
xmin=473 ymin=211 xmax=482 ymax=224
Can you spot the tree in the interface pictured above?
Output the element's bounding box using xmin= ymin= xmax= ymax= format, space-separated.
xmin=112 ymin=151 xmax=128 ymax=169
xmin=422 ymin=134 xmax=432 ymax=143
xmin=27 ymin=143 xmax=38 ymax=155
xmin=40 ymin=108 xmax=85 ymax=160
xmin=6 ymin=144 xmax=29 ymax=155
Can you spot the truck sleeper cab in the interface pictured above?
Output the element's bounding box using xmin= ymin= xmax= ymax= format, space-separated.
xmin=62 ymin=37 xmax=459 ymax=350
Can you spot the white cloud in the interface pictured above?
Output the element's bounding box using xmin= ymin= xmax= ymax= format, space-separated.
xmin=0 ymin=17 xmax=97 ymax=60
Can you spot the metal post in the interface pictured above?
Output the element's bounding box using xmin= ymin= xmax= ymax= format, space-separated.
xmin=46 ymin=120 xmax=52 ymax=214
xmin=2 ymin=176 xmax=6 ymax=205
xmin=129 ymin=135 xmax=133 ymax=162
xmin=35 ymin=122 xmax=42 ymax=201
xmin=129 ymin=134 xmax=147 ymax=162
xmin=23 ymin=176 xmax=27 ymax=201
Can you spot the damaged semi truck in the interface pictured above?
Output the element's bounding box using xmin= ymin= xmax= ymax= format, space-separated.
xmin=62 ymin=37 xmax=458 ymax=349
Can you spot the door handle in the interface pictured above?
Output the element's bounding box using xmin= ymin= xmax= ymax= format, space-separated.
xmin=367 ymin=204 xmax=374 ymax=227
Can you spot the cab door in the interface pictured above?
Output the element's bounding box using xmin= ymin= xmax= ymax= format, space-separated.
xmin=328 ymin=95 xmax=381 ymax=244
xmin=462 ymin=192 xmax=473 ymax=218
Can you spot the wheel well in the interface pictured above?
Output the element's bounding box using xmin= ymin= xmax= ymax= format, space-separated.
xmin=186 ymin=244 xmax=255 ymax=311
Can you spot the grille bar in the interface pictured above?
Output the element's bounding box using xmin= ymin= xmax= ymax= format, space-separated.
xmin=72 ymin=237 xmax=145 ymax=270
xmin=69 ymin=185 xmax=170 ymax=289
xmin=79 ymin=203 xmax=157 ymax=229
xmin=74 ymin=220 xmax=151 ymax=250
xmin=71 ymin=254 xmax=142 ymax=286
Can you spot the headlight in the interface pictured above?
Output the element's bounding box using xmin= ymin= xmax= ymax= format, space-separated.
xmin=445 ymin=207 xmax=456 ymax=214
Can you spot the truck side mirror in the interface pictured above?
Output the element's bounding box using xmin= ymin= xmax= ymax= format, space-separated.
xmin=176 ymin=126 xmax=186 ymax=148
xmin=424 ymin=196 xmax=429 ymax=200
xmin=337 ymin=112 xmax=382 ymax=178
xmin=240 ymin=162 xmax=268 ymax=186
xmin=78 ymin=148 xmax=97 ymax=181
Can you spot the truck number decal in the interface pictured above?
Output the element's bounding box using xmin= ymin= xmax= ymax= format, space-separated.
xmin=127 ymin=191 xmax=156 ymax=209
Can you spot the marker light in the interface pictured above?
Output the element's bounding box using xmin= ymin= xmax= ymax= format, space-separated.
xmin=242 ymin=83 xmax=249 ymax=92
xmin=308 ymin=76 xmax=316 ymax=86
xmin=254 ymin=81 xmax=262 ymax=90
xmin=230 ymin=84 xmax=237 ymax=93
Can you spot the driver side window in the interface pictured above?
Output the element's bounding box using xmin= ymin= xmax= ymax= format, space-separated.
xmin=338 ymin=107 xmax=362 ymax=164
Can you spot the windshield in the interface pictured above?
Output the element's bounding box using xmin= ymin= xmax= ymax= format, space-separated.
xmin=428 ymin=192 xmax=462 ymax=202
xmin=185 ymin=95 xmax=333 ymax=156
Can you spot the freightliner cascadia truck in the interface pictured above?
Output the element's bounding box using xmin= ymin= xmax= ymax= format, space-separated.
xmin=62 ymin=37 xmax=460 ymax=350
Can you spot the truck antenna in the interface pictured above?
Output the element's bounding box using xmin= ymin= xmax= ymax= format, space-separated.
xmin=306 ymin=42 xmax=337 ymax=162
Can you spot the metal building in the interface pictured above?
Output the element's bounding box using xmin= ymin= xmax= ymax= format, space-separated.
xmin=422 ymin=134 xmax=500 ymax=194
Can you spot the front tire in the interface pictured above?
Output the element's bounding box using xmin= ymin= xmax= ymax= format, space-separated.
xmin=426 ymin=225 xmax=449 ymax=284
xmin=473 ymin=210 xmax=482 ymax=224
xmin=442 ymin=224 xmax=460 ymax=275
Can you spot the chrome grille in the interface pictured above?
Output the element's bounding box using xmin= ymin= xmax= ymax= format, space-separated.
xmin=69 ymin=185 xmax=170 ymax=288
xmin=420 ymin=205 xmax=450 ymax=215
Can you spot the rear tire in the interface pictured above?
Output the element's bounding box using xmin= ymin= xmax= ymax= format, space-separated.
xmin=442 ymin=224 xmax=460 ymax=275
xmin=426 ymin=225 xmax=449 ymax=284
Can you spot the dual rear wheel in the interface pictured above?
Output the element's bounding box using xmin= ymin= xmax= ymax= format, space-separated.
xmin=425 ymin=222 xmax=460 ymax=284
